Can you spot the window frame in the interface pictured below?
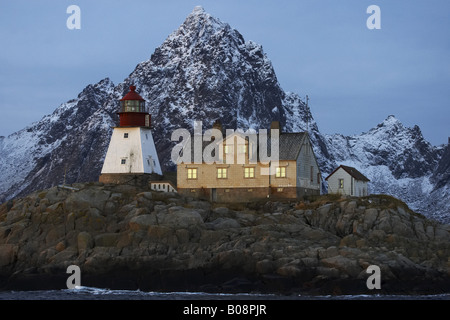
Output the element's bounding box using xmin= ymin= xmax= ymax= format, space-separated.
xmin=187 ymin=168 xmax=198 ymax=180
xmin=244 ymin=167 xmax=255 ymax=178
xmin=217 ymin=167 xmax=228 ymax=179
xmin=275 ymin=166 xmax=286 ymax=178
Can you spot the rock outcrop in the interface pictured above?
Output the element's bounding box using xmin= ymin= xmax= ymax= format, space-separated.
xmin=0 ymin=183 xmax=449 ymax=295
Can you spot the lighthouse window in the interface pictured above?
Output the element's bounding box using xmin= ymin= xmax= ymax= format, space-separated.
xmin=124 ymin=133 xmax=129 ymax=138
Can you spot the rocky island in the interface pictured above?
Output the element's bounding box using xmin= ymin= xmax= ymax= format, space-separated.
xmin=0 ymin=182 xmax=449 ymax=295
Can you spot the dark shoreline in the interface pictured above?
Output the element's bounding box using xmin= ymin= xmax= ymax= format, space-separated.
xmin=2 ymin=267 xmax=450 ymax=296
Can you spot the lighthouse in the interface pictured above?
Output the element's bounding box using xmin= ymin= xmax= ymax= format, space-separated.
xmin=99 ymin=85 xmax=162 ymax=184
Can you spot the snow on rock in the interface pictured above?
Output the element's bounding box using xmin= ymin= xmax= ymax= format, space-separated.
xmin=0 ymin=78 xmax=115 ymax=202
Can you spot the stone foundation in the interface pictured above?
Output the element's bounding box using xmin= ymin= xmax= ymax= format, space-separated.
xmin=178 ymin=187 xmax=320 ymax=202
xmin=99 ymin=173 xmax=162 ymax=187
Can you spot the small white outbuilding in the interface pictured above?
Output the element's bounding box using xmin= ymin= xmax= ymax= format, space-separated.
xmin=325 ymin=165 xmax=370 ymax=197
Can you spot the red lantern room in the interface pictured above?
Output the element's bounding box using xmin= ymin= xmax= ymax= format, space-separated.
xmin=118 ymin=85 xmax=151 ymax=127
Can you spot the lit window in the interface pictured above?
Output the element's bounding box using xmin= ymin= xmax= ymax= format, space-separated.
xmin=339 ymin=179 xmax=344 ymax=189
xmin=217 ymin=168 xmax=227 ymax=179
xmin=124 ymin=133 xmax=129 ymax=138
xmin=277 ymin=187 xmax=283 ymax=192
xmin=275 ymin=167 xmax=286 ymax=178
xmin=244 ymin=167 xmax=255 ymax=178
xmin=187 ymin=168 xmax=197 ymax=179
xmin=224 ymin=145 xmax=232 ymax=154
xmin=238 ymin=145 xmax=247 ymax=153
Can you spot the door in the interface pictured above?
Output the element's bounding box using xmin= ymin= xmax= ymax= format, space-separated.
xmin=211 ymin=188 xmax=217 ymax=202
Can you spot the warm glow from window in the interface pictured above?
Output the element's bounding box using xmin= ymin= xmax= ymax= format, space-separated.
xmin=238 ymin=144 xmax=247 ymax=153
xmin=244 ymin=167 xmax=255 ymax=178
xmin=275 ymin=167 xmax=286 ymax=178
xmin=187 ymin=168 xmax=197 ymax=179
xmin=217 ymin=168 xmax=227 ymax=179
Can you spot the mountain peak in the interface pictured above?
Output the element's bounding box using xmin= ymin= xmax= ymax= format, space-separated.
xmin=383 ymin=114 xmax=400 ymax=124
xmin=181 ymin=6 xmax=228 ymax=34
xmin=192 ymin=5 xmax=206 ymax=15
xmin=375 ymin=114 xmax=404 ymax=131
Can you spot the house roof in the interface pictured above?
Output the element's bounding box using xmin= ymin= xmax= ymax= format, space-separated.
xmin=325 ymin=165 xmax=370 ymax=182
xmin=279 ymin=133 xmax=306 ymax=160
xmin=177 ymin=131 xmax=308 ymax=163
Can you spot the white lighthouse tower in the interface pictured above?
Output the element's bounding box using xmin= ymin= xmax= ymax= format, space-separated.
xmin=99 ymin=85 xmax=162 ymax=184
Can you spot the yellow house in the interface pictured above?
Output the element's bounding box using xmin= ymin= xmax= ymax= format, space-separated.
xmin=176 ymin=122 xmax=321 ymax=202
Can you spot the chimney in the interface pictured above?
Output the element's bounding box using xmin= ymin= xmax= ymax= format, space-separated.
xmin=270 ymin=121 xmax=281 ymax=134
xmin=212 ymin=120 xmax=223 ymax=132
xmin=211 ymin=120 xmax=223 ymax=141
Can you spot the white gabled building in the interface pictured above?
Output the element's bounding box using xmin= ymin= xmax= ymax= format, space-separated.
xmin=325 ymin=165 xmax=370 ymax=197
xmin=99 ymin=85 xmax=162 ymax=184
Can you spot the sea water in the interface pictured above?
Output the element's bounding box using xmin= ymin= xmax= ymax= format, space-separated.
xmin=0 ymin=286 xmax=449 ymax=300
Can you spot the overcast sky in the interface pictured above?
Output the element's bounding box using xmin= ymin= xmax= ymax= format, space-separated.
xmin=0 ymin=0 xmax=449 ymax=145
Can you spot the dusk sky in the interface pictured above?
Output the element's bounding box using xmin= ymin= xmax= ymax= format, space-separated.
xmin=0 ymin=0 xmax=449 ymax=145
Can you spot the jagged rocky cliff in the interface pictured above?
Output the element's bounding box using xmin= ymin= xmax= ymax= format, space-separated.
xmin=0 ymin=6 xmax=448 ymax=222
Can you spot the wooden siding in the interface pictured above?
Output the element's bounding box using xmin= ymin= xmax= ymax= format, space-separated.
xmin=296 ymin=138 xmax=321 ymax=192
xmin=327 ymin=167 xmax=368 ymax=196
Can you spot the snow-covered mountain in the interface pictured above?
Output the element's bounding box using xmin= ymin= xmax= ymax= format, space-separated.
xmin=0 ymin=78 xmax=116 ymax=202
xmin=324 ymin=115 xmax=448 ymax=222
xmin=0 ymin=6 xmax=448 ymax=223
